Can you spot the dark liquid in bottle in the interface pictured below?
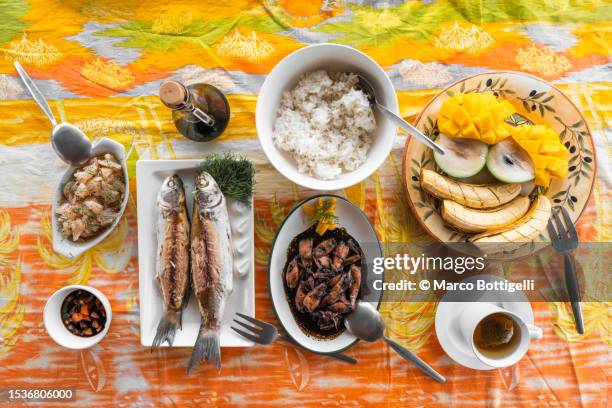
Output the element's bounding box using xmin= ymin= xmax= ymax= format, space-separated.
xmin=173 ymin=84 xmax=230 ymax=142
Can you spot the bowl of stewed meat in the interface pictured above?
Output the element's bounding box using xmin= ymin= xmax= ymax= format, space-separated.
xmin=268 ymin=195 xmax=383 ymax=354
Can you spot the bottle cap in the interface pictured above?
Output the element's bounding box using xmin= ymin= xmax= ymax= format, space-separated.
xmin=160 ymin=81 xmax=187 ymax=109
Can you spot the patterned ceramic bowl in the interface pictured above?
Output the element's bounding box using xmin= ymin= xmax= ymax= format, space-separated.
xmin=402 ymin=71 xmax=596 ymax=251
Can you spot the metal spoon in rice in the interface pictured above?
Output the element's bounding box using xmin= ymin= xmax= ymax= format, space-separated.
xmin=357 ymin=75 xmax=445 ymax=155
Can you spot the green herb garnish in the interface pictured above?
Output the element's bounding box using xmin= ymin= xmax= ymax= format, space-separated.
xmin=200 ymin=153 xmax=255 ymax=205
xmin=311 ymin=199 xmax=338 ymax=224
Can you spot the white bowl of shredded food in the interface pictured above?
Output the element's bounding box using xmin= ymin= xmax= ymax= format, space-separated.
xmin=52 ymin=137 xmax=129 ymax=259
xmin=257 ymin=44 xmax=398 ymax=190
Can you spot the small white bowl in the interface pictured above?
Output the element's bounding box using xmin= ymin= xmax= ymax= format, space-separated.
xmin=44 ymin=285 xmax=112 ymax=349
xmin=52 ymin=137 xmax=130 ymax=259
xmin=256 ymin=44 xmax=398 ymax=191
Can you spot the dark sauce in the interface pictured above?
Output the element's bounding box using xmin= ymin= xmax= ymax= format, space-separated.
xmin=61 ymin=289 xmax=107 ymax=337
xmin=282 ymin=224 xmax=366 ymax=339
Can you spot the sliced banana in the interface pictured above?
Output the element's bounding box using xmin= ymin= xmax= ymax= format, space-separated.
xmin=420 ymin=169 xmax=522 ymax=209
xmin=441 ymin=196 xmax=531 ymax=233
xmin=470 ymin=195 xmax=551 ymax=247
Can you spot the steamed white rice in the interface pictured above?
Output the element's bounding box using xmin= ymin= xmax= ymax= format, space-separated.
xmin=272 ymin=70 xmax=376 ymax=180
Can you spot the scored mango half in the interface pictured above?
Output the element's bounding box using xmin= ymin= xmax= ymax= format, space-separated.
xmin=509 ymin=125 xmax=569 ymax=187
xmin=438 ymin=93 xmax=516 ymax=144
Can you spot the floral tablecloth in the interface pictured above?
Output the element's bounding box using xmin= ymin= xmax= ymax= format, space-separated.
xmin=0 ymin=1 xmax=610 ymax=407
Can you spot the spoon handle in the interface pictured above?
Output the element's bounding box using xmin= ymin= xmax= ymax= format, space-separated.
xmin=376 ymin=103 xmax=445 ymax=155
xmin=383 ymin=336 xmax=446 ymax=384
xmin=14 ymin=61 xmax=57 ymax=127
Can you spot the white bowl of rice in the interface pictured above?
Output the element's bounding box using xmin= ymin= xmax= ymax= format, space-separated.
xmin=256 ymin=44 xmax=398 ymax=191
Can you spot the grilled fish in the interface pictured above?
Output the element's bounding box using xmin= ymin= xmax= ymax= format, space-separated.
xmin=188 ymin=171 xmax=233 ymax=373
xmin=152 ymin=175 xmax=190 ymax=349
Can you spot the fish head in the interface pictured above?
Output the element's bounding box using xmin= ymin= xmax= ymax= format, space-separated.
xmin=158 ymin=174 xmax=185 ymax=211
xmin=194 ymin=172 xmax=223 ymax=210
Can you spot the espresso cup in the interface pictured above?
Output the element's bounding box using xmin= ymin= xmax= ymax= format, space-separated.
xmin=459 ymin=303 xmax=542 ymax=368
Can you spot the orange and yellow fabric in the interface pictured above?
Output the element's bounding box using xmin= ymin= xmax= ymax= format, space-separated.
xmin=0 ymin=1 xmax=609 ymax=406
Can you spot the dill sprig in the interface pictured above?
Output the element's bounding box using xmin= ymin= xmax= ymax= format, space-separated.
xmin=200 ymin=152 xmax=255 ymax=205
xmin=311 ymin=199 xmax=338 ymax=225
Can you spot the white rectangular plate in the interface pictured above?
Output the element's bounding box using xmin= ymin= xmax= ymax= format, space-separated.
xmin=137 ymin=160 xmax=254 ymax=347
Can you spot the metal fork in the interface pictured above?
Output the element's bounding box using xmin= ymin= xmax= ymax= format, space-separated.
xmin=547 ymin=207 xmax=584 ymax=334
xmin=231 ymin=313 xmax=357 ymax=365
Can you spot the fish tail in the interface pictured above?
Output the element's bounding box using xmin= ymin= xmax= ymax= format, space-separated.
xmin=187 ymin=321 xmax=221 ymax=374
xmin=151 ymin=309 xmax=179 ymax=351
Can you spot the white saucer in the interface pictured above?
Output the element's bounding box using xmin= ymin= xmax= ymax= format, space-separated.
xmin=435 ymin=275 xmax=534 ymax=370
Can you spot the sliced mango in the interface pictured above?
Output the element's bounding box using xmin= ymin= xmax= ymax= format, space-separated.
xmin=509 ymin=125 xmax=569 ymax=187
xmin=439 ymin=120 xmax=460 ymax=137
xmin=452 ymin=107 xmax=471 ymax=126
xmin=473 ymin=112 xmax=494 ymax=133
xmin=463 ymin=93 xmax=482 ymax=115
xmin=463 ymin=122 xmax=479 ymax=139
xmin=438 ymin=93 xmax=516 ymax=144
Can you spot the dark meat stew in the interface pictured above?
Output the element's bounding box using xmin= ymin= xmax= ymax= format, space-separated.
xmin=283 ymin=224 xmax=364 ymax=338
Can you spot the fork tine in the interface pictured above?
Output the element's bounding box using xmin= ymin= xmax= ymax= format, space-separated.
xmin=231 ymin=326 xmax=260 ymax=343
xmin=553 ymin=209 xmax=567 ymax=238
xmin=547 ymin=219 xmax=558 ymax=241
xmin=561 ymin=207 xmax=578 ymax=240
xmin=236 ymin=313 xmax=266 ymax=327
xmin=233 ymin=318 xmax=263 ymax=334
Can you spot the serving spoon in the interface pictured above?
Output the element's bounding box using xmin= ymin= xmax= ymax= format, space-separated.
xmin=14 ymin=61 xmax=93 ymax=165
xmin=345 ymin=302 xmax=446 ymax=383
xmin=357 ymin=75 xmax=445 ymax=155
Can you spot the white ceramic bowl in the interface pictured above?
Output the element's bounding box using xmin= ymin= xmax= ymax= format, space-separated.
xmin=268 ymin=195 xmax=383 ymax=354
xmin=52 ymin=137 xmax=129 ymax=259
xmin=256 ymin=44 xmax=398 ymax=191
xmin=44 ymin=285 xmax=112 ymax=349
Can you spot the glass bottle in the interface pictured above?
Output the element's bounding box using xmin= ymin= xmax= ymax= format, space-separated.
xmin=159 ymin=80 xmax=230 ymax=142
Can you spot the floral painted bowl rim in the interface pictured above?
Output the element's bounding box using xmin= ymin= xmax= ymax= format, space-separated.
xmin=402 ymin=70 xmax=597 ymax=246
